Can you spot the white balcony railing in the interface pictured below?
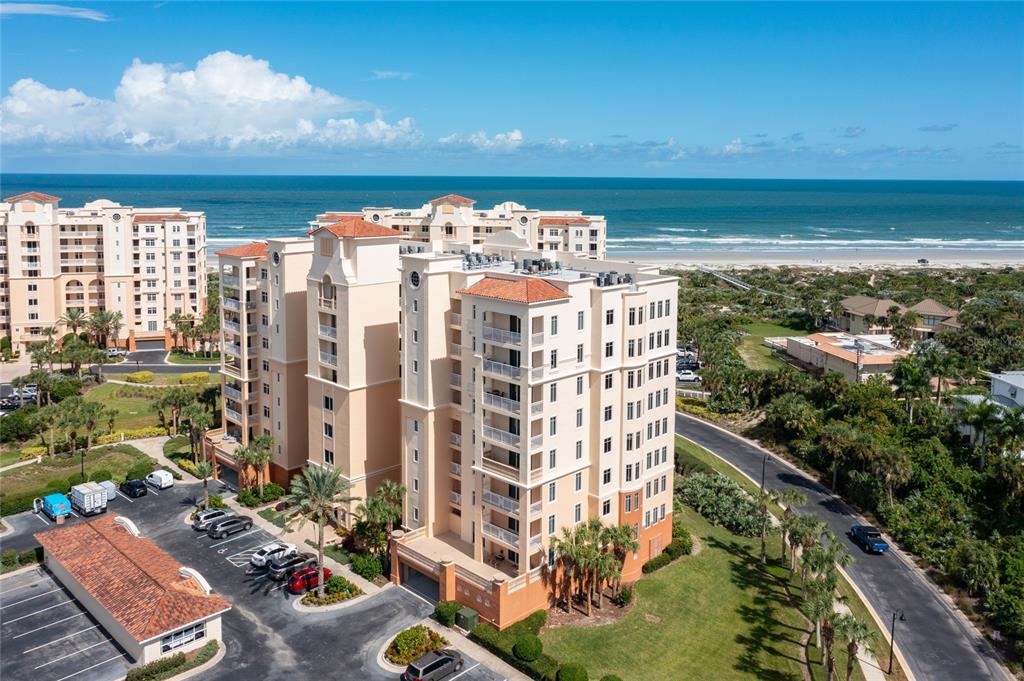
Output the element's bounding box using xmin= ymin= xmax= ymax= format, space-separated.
xmin=483 ymin=359 xmax=521 ymax=380
xmin=530 ymin=401 xmax=544 ymax=415
xmin=318 ymin=297 xmax=337 ymax=310
xmin=450 ymin=462 xmax=462 ymax=476
xmin=530 ymin=500 xmax=543 ymax=515
xmin=224 ymin=342 xmax=242 ymax=356
xmin=450 ymin=432 xmax=462 ymax=447
xmin=531 ymin=332 xmax=545 ymax=345
xmin=483 ymin=522 xmax=519 ymax=547
xmin=449 ymin=373 xmax=462 ymax=387
xmin=450 ymin=312 xmax=462 ymax=326
xmin=319 ymin=351 xmax=338 ymax=366
xmin=223 ymin=298 xmax=241 ymax=312
xmin=483 ymin=425 xmax=520 ymax=448
xmin=222 ymin=274 xmax=240 ymax=288
xmin=529 ymin=434 xmax=544 ymax=450
xmin=530 ymin=366 xmax=545 ymax=380
xmin=482 ymin=326 xmax=521 ymax=345
xmin=224 ymin=320 xmax=241 ymax=333
xmin=224 ymin=385 xmax=242 ymax=401
xmin=530 ymin=534 xmax=542 ymax=550
xmin=65 ymin=286 xmax=84 ymax=293
xmin=481 ymin=455 xmax=521 ymax=480
xmin=483 ymin=490 xmax=520 ymax=515
xmin=450 ymin=491 xmax=462 ymax=506
xmin=449 ymin=343 xmax=462 ymax=356
xmin=319 ymin=324 xmax=337 ymax=338
xmin=225 ymin=408 xmax=243 ymax=423
xmin=483 ymin=392 xmax=520 ymax=413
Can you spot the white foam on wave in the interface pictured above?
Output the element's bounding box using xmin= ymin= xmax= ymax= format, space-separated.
xmin=606 ymin=236 xmax=1024 ymax=249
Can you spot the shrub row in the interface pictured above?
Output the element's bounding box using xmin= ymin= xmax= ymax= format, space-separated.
xmin=124 ymin=640 xmax=218 ymax=681
xmin=678 ymin=471 xmax=760 ymax=536
xmin=20 ymin=446 xmax=46 ymax=458
xmin=301 ymin=575 xmax=363 ymax=606
xmin=385 ymin=624 xmax=448 ymax=666
xmin=642 ymin=527 xmax=694 ymax=574
xmin=179 ymin=372 xmax=210 ymax=385
xmin=1 ymin=547 xmax=41 ymax=573
xmin=469 ymin=610 xmax=562 ymax=681
xmin=96 ymin=427 xmax=168 ymax=445
xmin=124 ymin=371 xmax=156 ymax=384
xmin=350 ymin=552 xmax=385 ymax=581
xmin=237 ymin=482 xmax=286 ymax=507
xmin=434 ymin=600 xmax=461 ymax=626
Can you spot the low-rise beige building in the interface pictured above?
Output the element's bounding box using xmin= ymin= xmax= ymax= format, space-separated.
xmin=784 ymin=332 xmax=908 ymax=383
xmin=1 ymin=191 xmax=207 ymax=352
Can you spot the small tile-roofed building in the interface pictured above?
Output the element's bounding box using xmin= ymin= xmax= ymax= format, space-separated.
xmin=35 ymin=515 xmax=231 ymax=663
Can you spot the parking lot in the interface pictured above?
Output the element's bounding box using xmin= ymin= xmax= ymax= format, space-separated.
xmin=1 ymin=480 xmax=506 ymax=681
xmin=0 ymin=568 xmax=130 ymax=681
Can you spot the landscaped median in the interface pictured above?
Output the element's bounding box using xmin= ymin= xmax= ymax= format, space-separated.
xmin=298 ymin=574 xmax=363 ymax=608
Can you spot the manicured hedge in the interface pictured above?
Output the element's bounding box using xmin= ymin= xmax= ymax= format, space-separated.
xmin=350 ymin=552 xmax=384 ymax=581
xmin=124 ymin=640 xmax=218 ymax=680
xmin=434 ymin=599 xmax=461 ymax=626
xmin=470 ymin=610 xmax=560 ymax=681
xmin=642 ymin=553 xmax=672 ymax=573
xmin=179 ymin=372 xmax=210 ymax=385
xmin=513 ymin=634 xmax=543 ymax=662
xmin=557 ymin=663 xmax=589 ymax=681
xmin=124 ymin=371 xmax=155 ymax=384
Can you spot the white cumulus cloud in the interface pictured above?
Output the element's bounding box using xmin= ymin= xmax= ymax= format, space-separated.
xmin=1 ymin=51 xmax=421 ymax=152
xmin=438 ymin=128 xmax=524 ymax=152
xmin=0 ymin=3 xmax=109 ymax=21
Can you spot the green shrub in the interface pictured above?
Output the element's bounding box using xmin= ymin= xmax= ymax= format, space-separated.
xmin=642 ymin=553 xmax=671 ymax=573
xmin=124 ymin=652 xmax=186 ymax=680
xmin=600 ymin=676 xmax=624 ymax=681
xmin=351 ymin=552 xmax=384 ymax=581
xmin=237 ymin=489 xmax=260 ymax=507
xmin=88 ymin=469 xmax=113 ymax=483
xmin=435 ymin=600 xmax=461 ymax=626
xmin=665 ymin=536 xmax=692 ymax=560
xmin=125 ymin=371 xmax=155 ymax=384
xmin=205 ymin=494 xmax=227 ymax=509
xmin=513 ymin=634 xmax=543 ymax=662
xmin=50 ymin=377 xmax=83 ymax=402
xmin=679 ymin=472 xmax=760 ymax=536
xmin=175 ymin=458 xmax=200 ymax=477
xmin=613 ymin=584 xmax=633 ymax=607
xmin=0 ymin=405 xmax=40 ymax=443
xmin=21 ymin=445 xmax=46 ymax=458
xmin=557 ymin=663 xmax=589 ymax=681
xmin=469 ymin=609 xmax=560 ymax=680
xmin=301 ymin=581 xmax=364 ymax=606
xmin=1 ymin=550 xmax=16 ymax=567
xmin=179 ymin=372 xmax=210 ymax=385
xmin=324 ymin=574 xmax=360 ymax=596
xmin=67 ymin=473 xmax=86 ymax=488
xmin=97 ymin=426 xmax=168 ymax=445
xmin=385 ymin=625 xmax=448 ymax=666
xmin=18 ymin=548 xmax=39 ymax=565
xmin=261 ymin=482 xmax=285 ymax=502
xmin=124 ymin=460 xmax=155 ymax=481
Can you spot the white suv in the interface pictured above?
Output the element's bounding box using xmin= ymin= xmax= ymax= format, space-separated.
xmin=250 ymin=542 xmax=297 ymax=567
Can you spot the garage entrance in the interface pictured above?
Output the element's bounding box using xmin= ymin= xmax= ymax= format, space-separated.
xmin=401 ymin=563 xmax=440 ymax=602
xmin=134 ymin=339 xmax=166 ymax=351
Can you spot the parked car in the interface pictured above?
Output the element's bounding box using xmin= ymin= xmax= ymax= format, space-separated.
xmin=268 ymin=552 xmax=316 ymax=581
xmin=676 ymin=370 xmax=702 ymax=383
xmin=850 ymin=525 xmax=889 ymax=554
xmin=106 ymin=348 xmax=126 ymax=358
xmin=119 ymin=479 xmax=148 ymax=498
xmin=145 ymin=470 xmax=174 ymax=490
xmin=401 ymin=649 xmax=465 ymax=681
xmin=285 ymin=566 xmax=332 ymax=594
xmin=36 ymin=493 xmax=71 ymax=521
xmin=192 ymin=508 xmax=236 ymax=531
xmin=206 ymin=515 xmax=253 ymax=539
xmin=250 ymin=541 xmax=297 ymax=568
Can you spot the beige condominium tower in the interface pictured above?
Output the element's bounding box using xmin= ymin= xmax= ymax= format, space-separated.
xmin=204 ymin=199 xmax=674 ymax=631
xmin=1 ymin=191 xmax=207 ymax=352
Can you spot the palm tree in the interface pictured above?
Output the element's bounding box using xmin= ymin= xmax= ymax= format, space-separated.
xmin=194 ymin=459 xmax=217 ymax=509
xmin=182 ymin=402 xmax=214 ymax=463
xmin=962 ymin=398 xmax=1001 ymax=467
xmin=354 ymin=496 xmax=394 ymax=554
xmin=820 ymin=420 xmax=856 ymax=491
xmin=873 ymin=445 xmax=912 ymax=505
xmin=78 ymin=401 xmax=106 ymax=451
xmin=803 ymin=580 xmax=834 ymax=650
xmin=605 ymin=523 xmax=639 ymax=596
xmin=790 ymin=515 xmax=830 ymax=579
xmin=60 ymin=309 xmax=89 ymax=338
xmin=835 ymin=613 xmax=875 ymax=681
xmin=914 ymin=339 xmax=954 ymax=405
xmin=891 ymin=356 xmax=929 ymax=423
xmin=757 ymin=487 xmax=807 ymax=564
xmin=284 ymin=466 xmax=357 ymax=597
xmin=375 ymin=479 xmax=406 ymax=537
xmin=31 ymin=404 xmax=62 ymax=457
xmin=249 ymin=434 xmax=274 ymax=497
xmin=157 ymin=386 xmax=194 ymax=436
xmin=107 ymin=311 xmax=124 ymax=350
xmin=57 ymin=397 xmax=85 ymax=474
xmin=168 ymin=311 xmax=184 ymax=351
xmin=549 ymin=526 xmax=583 ymax=612
xmin=996 ymin=408 xmax=1024 ymax=460
xmin=88 ymin=310 xmax=111 ymax=347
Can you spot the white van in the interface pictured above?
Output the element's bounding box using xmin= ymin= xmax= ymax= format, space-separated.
xmin=145 ymin=470 xmax=174 ymax=490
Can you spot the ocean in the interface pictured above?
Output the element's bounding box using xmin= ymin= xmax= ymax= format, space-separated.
xmin=1 ymin=175 xmax=1022 ymax=256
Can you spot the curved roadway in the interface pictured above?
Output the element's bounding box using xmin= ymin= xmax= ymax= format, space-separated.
xmin=675 ymin=411 xmax=1009 ymax=681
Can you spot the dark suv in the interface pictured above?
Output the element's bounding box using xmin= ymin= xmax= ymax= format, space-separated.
xmin=401 ymin=649 xmax=464 ymax=681
xmin=206 ymin=515 xmax=253 ymax=539
xmin=119 ymin=479 xmax=148 ymax=498
xmin=268 ymin=553 xmax=316 ymax=581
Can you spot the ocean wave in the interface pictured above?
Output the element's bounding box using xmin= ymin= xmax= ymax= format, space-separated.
xmin=606 ymin=236 xmax=1024 ymax=248
xmin=656 ymin=227 xmax=709 ymax=234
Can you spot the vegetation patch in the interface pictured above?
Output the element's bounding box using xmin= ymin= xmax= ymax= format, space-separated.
xmin=1 ymin=547 xmax=41 ymax=574
xmin=300 ymin=575 xmax=363 ymax=606
xmin=677 ymin=472 xmax=759 ymax=536
xmin=384 ymin=624 xmax=448 ymax=666
xmin=471 ymin=610 xmax=561 ymax=681
xmin=124 ymin=640 xmax=218 ymax=681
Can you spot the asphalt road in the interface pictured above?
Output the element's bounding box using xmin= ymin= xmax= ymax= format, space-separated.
xmin=675 ymin=411 xmax=1009 ymax=681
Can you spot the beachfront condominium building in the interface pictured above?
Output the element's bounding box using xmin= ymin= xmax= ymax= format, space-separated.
xmin=311 ymin=193 xmax=608 ymax=260
xmin=203 ymin=207 xmax=676 ymax=630
xmin=0 ymin=191 xmax=207 ymax=353
xmin=391 ymin=248 xmax=677 ymax=628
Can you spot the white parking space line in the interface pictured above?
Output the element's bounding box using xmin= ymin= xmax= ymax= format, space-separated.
xmin=449 ymin=663 xmax=481 ymax=681
xmin=11 ymin=611 xmax=87 ymax=638
xmin=3 ymin=599 xmax=76 ymax=624
xmin=69 ymin=510 xmax=80 ymax=518
xmin=226 ymin=541 xmax=269 ymax=560
xmin=209 ymin=528 xmax=262 ymax=549
xmin=116 ymin=492 xmax=134 ymax=503
xmin=54 ymin=654 xmax=124 ymax=681
xmin=0 ymin=577 xmax=48 ymax=595
xmin=34 ymin=638 xmax=111 ymax=669
xmin=0 ymin=587 xmax=62 ymax=609
xmin=148 ymin=488 xmax=159 ymax=495
xmin=35 ymin=514 xmax=50 ymax=526
xmin=22 ymin=624 xmax=99 ymax=653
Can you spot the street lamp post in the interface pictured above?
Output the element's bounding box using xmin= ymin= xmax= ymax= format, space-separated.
xmin=760 ymin=453 xmax=767 ymax=491
xmin=888 ymin=609 xmax=905 ymax=674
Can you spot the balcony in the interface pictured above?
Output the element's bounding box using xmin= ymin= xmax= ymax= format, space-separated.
xmin=224 ymin=342 xmax=242 ymax=356
xmin=448 ymin=343 xmax=462 ymax=357
xmin=222 ymin=274 xmax=240 ymax=288
xmin=481 ymin=454 xmax=520 ymax=480
xmin=450 ymin=312 xmax=462 ymax=326
xmin=529 ymin=434 xmax=543 ymax=451
xmin=530 ymin=401 xmax=543 ymax=416
xmin=482 ymin=425 xmax=520 ymax=448
xmin=224 ymin=385 xmax=243 ymax=401
xmin=449 ymin=373 xmax=461 ymax=387
xmin=483 ymin=490 xmax=521 ymax=516
xmin=223 ymin=298 xmax=241 ymax=312
xmin=482 ymin=325 xmax=521 ymax=346
xmin=450 ymin=491 xmax=462 ymax=506
xmin=530 ymin=500 xmax=543 ymax=515
xmin=483 ymin=359 xmax=521 ymax=380
xmin=450 ymin=432 xmax=462 ymax=447
xmin=319 ymin=324 xmax=337 ymax=339
xmin=65 ymin=286 xmax=84 ymax=293
xmin=483 ymin=522 xmax=519 ymax=548
xmin=319 ymin=351 xmax=338 ymax=366
xmin=224 ymin=320 xmax=241 ymax=334
xmin=530 ymin=534 xmax=542 ymax=550
xmin=531 ymin=332 xmax=545 ymax=345
xmin=318 ymin=297 xmax=337 ymax=310
xmin=225 ymin=407 xmax=243 ymax=423
xmin=483 ymin=392 xmax=520 ymax=413
xmin=450 ymin=462 xmax=462 ymax=476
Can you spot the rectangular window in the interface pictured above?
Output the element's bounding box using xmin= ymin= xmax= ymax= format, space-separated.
xmin=576 ymin=408 xmax=583 ymax=428
xmin=412 ymin=448 xmax=419 ymax=463
xmin=551 ymin=316 xmax=558 ymax=335
xmin=576 ymin=376 xmax=584 ymax=395
xmin=602 ymin=499 xmax=611 ymax=515
xmin=549 ymin=416 xmax=557 ymax=436
xmin=604 ymin=342 xmax=613 ymax=358
xmin=548 ymin=450 xmax=556 ymax=469
xmin=603 ymin=468 xmax=611 ymax=484
xmin=160 ymin=623 xmax=206 ymax=653
xmin=324 ymin=423 xmax=334 ymax=438
xmin=604 ymin=374 xmax=613 ymax=389
xmin=603 ymin=437 xmax=612 ymax=453
xmin=413 ymin=478 xmax=419 ymax=492
xmin=548 ymin=482 xmax=556 ymax=502
xmin=605 ymin=309 xmax=614 ymax=325
xmin=629 ymin=307 xmax=636 ymax=325
xmin=324 ymin=449 xmax=334 ymax=465
xmin=548 ymin=514 xmax=556 ymax=535
xmin=625 ymin=495 xmax=632 ymax=513
xmin=577 ymin=343 xmax=584 ymax=362
xmin=550 ymin=349 xmax=557 ymax=368
xmin=323 ymin=395 xmax=334 ymax=410
xmin=577 ymin=311 xmax=584 ymax=330
xmin=576 ymin=440 xmax=583 ymax=460
xmin=626 ymin=464 xmax=633 ymax=482
xmin=574 ymin=503 xmax=582 ymax=523
xmin=550 ymin=382 xmax=557 ymax=402
xmin=603 ymin=405 xmax=612 ymax=421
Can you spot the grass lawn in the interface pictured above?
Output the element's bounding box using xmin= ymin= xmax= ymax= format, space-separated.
xmin=0 ymin=448 xmax=24 ymax=468
xmin=738 ymin=322 xmax=808 ymax=370
xmin=304 ymin=538 xmax=351 ymax=564
xmin=168 ymin=351 xmax=221 ymax=365
xmin=83 ymin=382 xmax=164 ymax=431
xmin=0 ymin=444 xmax=154 ymax=498
xmin=164 ymin=435 xmax=191 ymax=458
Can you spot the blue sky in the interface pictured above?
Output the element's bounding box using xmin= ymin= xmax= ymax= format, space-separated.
xmin=1 ymin=1 xmax=1021 ymax=179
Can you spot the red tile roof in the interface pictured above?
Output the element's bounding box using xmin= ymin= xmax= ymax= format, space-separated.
xmin=215 ymin=241 xmax=268 ymax=258
xmin=539 ymin=217 xmax=589 ymax=226
xmin=4 ymin=191 xmax=60 ymax=203
xmin=35 ymin=515 xmax=231 ymax=642
xmin=429 ymin=194 xmax=475 ymax=206
xmin=133 ymin=213 xmax=186 ymax=224
xmin=311 ymin=215 xmax=401 ymax=239
xmin=457 ymin=276 xmax=569 ymax=304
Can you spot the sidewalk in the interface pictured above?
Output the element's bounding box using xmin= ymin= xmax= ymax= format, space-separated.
xmin=420 ymin=618 xmax=531 ymax=681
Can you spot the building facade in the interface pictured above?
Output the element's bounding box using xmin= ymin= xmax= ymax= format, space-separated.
xmin=312 ymin=193 xmax=608 ymax=260
xmin=0 ymin=192 xmax=207 ymax=352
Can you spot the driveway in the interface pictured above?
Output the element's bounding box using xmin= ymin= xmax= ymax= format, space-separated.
xmin=1 ymin=481 xmax=504 ymax=681
xmin=675 ymin=411 xmax=1010 ymax=681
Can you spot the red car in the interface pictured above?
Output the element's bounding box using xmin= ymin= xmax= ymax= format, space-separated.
xmin=286 ymin=566 xmax=332 ymax=594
